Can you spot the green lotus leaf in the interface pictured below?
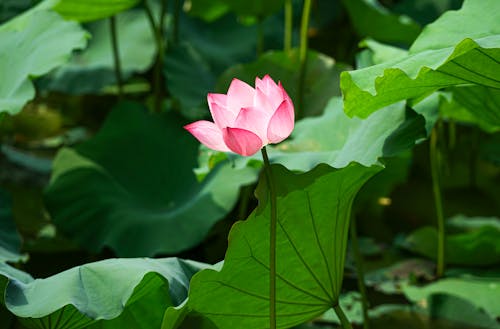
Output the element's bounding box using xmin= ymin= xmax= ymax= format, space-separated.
xmin=0 ymin=10 xmax=88 ymax=115
xmin=1 ymin=258 xmax=208 ymax=329
xmin=403 ymin=277 xmax=500 ymax=319
xmin=341 ymin=0 xmax=500 ymax=118
xmin=399 ymin=215 xmax=500 ymax=266
xmin=45 ymin=102 xmax=257 ymax=256
xmin=163 ymin=163 xmax=380 ymax=328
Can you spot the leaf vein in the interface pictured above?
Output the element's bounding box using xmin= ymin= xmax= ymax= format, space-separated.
xmin=278 ymin=215 xmax=333 ymax=302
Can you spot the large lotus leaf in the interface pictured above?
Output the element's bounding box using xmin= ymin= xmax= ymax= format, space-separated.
xmin=1 ymin=258 xmax=208 ymax=329
xmin=44 ymin=102 xmax=258 ymax=256
xmin=341 ymin=0 xmax=500 ymax=118
xmin=341 ymin=0 xmax=421 ymax=45
xmin=163 ymin=163 xmax=381 ymax=329
xmin=403 ymin=277 xmax=500 ymax=319
xmin=41 ymin=8 xmax=156 ymax=94
xmin=218 ymin=49 xmax=348 ymax=118
xmin=0 ymin=10 xmax=88 ymax=115
xmin=52 ymin=0 xmax=140 ymax=22
xmin=398 ymin=215 xmax=500 ymax=266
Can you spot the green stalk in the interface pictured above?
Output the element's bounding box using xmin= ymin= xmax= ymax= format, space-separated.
xmin=349 ymin=217 xmax=370 ymax=329
xmin=430 ymin=120 xmax=445 ymax=278
xmin=284 ymin=0 xmax=292 ymax=52
xmin=109 ymin=16 xmax=123 ymax=99
xmin=297 ymin=0 xmax=311 ymax=119
xmin=334 ymin=304 xmax=353 ymax=329
xmin=143 ymin=0 xmax=167 ymax=113
xmin=261 ymin=147 xmax=277 ymax=329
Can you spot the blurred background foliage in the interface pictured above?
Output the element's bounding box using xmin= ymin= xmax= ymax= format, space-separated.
xmin=0 ymin=0 xmax=499 ymax=328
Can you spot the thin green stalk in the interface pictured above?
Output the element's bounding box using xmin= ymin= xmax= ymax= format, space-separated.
xmin=334 ymin=304 xmax=353 ymax=329
xmin=297 ymin=0 xmax=312 ymax=119
xmin=430 ymin=120 xmax=445 ymax=278
xmin=261 ymin=147 xmax=277 ymax=329
xmin=109 ymin=16 xmax=123 ymax=99
xmin=284 ymin=0 xmax=292 ymax=52
xmin=143 ymin=0 xmax=166 ymax=113
xmin=350 ymin=217 xmax=370 ymax=329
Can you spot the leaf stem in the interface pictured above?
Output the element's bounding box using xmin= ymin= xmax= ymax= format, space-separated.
xmin=284 ymin=0 xmax=292 ymax=52
xmin=109 ymin=16 xmax=123 ymax=99
xmin=297 ymin=0 xmax=311 ymax=119
xmin=143 ymin=0 xmax=167 ymax=113
xmin=430 ymin=120 xmax=445 ymax=278
xmin=334 ymin=303 xmax=353 ymax=329
xmin=349 ymin=216 xmax=370 ymax=329
xmin=261 ymin=146 xmax=277 ymax=329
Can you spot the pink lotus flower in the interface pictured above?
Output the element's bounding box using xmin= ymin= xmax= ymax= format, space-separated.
xmin=184 ymin=75 xmax=295 ymax=156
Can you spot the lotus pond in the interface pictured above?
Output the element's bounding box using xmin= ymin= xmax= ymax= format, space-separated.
xmin=0 ymin=0 xmax=499 ymax=329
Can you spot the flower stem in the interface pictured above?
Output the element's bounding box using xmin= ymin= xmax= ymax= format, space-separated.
xmin=284 ymin=0 xmax=292 ymax=52
xmin=334 ymin=303 xmax=353 ymax=329
xmin=297 ymin=0 xmax=311 ymax=119
xmin=430 ymin=120 xmax=445 ymax=278
xmin=109 ymin=16 xmax=123 ymax=99
xmin=261 ymin=146 xmax=277 ymax=329
xmin=143 ymin=0 xmax=167 ymax=113
xmin=349 ymin=216 xmax=370 ymax=329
